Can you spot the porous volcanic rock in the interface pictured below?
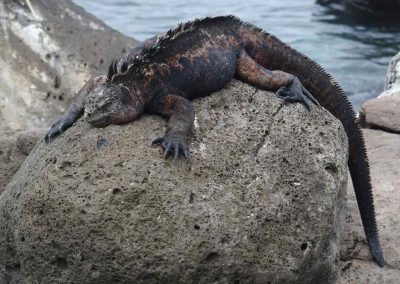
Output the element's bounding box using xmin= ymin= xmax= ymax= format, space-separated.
xmin=0 ymin=81 xmax=349 ymax=283
xmin=0 ymin=129 xmax=43 ymax=194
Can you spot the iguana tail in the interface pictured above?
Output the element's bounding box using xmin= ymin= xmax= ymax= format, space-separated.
xmin=236 ymin=20 xmax=384 ymax=267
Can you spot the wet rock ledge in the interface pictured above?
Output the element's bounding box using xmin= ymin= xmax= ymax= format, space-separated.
xmin=0 ymin=81 xmax=349 ymax=283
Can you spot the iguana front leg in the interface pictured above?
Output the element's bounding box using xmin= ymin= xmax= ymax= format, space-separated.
xmin=44 ymin=75 xmax=107 ymax=143
xmin=147 ymin=93 xmax=195 ymax=159
xmin=235 ymin=50 xmax=319 ymax=109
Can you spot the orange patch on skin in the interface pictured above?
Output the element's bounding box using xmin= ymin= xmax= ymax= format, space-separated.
xmin=236 ymin=50 xmax=293 ymax=91
xmin=169 ymin=56 xmax=185 ymax=71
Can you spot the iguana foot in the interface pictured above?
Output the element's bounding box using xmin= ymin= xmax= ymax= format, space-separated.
xmin=152 ymin=134 xmax=189 ymax=159
xmin=276 ymin=78 xmax=319 ymax=110
xmin=44 ymin=115 xmax=76 ymax=143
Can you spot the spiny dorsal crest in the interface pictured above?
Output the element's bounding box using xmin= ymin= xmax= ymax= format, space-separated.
xmin=107 ymin=60 xmax=118 ymax=81
xmin=106 ymin=15 xmax=249 ymax=83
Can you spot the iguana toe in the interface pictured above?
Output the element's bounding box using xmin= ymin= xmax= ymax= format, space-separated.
xmin=276 ymin=86 xmax=289 ymax=98
xmin=152 ymin=135 xmax=189 ymax=160
xmin=301 ymin=85 xmax=320 ymax=106
xmin=276 ymin=78 xmax=317 ymax=111
xmin=44 ymin=116 xmax=75 ymax=143
xmin=283 ymin=94 xmax=311 ymax=110
xmin=163 ymin=140 xmax=173 ymax=159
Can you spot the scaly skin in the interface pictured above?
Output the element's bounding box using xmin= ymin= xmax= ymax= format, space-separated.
xmin=44 ymin=16 xmax=384 ymax=267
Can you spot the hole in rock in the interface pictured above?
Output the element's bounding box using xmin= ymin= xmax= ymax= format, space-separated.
xmin=56 ymin=257 xmax=67 ymax=268
xmin=189 ymin=193 xmax=194 ymax=204
xmin=112 ymin=188 xmax=121 ymax=194
xmin=325 ymin=163 xmax=338 ymax=174
xmin=205 ymin=252 xmax=219 ymax=262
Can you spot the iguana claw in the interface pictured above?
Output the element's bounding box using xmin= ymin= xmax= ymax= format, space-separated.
xmin=152 ymin=134 xmax=189 ymax=160
xmin=44 ymin=116 xmax=76 ymax=143
xmin=276 ymin=78 xmax=319 ymax=110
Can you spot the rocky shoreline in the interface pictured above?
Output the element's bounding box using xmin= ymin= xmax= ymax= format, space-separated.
xmin=0 ymin=0 xmax=399 ymax=283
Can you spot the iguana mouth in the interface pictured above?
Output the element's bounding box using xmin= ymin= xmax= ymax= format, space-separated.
xmin=85 ymin=114 xmax=111 ymax=127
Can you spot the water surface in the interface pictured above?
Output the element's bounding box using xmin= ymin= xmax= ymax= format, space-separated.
xmin=74 ymin=0 xmax=400 ymax=109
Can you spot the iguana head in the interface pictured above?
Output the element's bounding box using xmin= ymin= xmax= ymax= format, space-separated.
xmin=84 ymin=82 xmax=141 ymax=127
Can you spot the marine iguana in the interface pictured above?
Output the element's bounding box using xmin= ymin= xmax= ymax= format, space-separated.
xmin=44 ymin=15 xmax=384 ymax=267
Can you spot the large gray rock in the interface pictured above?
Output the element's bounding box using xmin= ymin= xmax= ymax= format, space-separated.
xmin=0 ymin=81 xmax=349 ymax=283
xmin=0 ymin=0 xmax=137 ymax=131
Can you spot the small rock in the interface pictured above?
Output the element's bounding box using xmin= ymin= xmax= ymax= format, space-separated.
xmin=359 ymin=94 xmax=400 ymax=133
xmin=359 ymin=50 xmax=400 ymax=133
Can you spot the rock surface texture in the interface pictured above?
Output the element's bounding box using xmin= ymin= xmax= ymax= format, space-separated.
xmin=0 ymin=81 xmax=349 ymax=284
xmin=0 ymin=130 xmax=42 ymax=194
xmin=0 ymin=0 xmax=137 ymax=203
xmin=360 ymin=51 xmax=400 ymax=133
xmin=339 ymin=129 xmax=400 ymax=283
xmin=0 ymin=0 xmax=137 ymax=131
